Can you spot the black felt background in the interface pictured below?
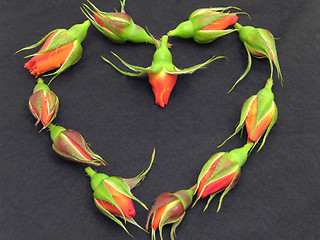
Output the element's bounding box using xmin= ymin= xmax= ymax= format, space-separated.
xmin=1 ymin=0 xmax=319 ymax=239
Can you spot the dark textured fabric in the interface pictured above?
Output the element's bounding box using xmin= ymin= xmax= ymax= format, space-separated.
xmin=1 ymin=0 xmax=319 ymax=239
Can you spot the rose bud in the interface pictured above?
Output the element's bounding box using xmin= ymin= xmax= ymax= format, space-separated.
xmin=81 ymin=0 xmax=161 ymax=45
xmin=28 ymin=78 xmax=59 ymax=132
xmin=16 ymin=20 xmax=90 ymax=83
xmin=102 ymin=35 xmax=226 ymax=108
xmin=219 ymin=78 xmax=278 ymax=151
xmin=85 ymin=149 xmax=155 ymax=236
xmin=168 ymin=7 xmax=246 ymax=44
xmin=193 ymin=142 xmax=254 ymax=212
xmin=146 ymin=185 xmax=196 ymax=240
xmin=48 ymin=124 xmax=106 ymax=166
xmin=229 ymin=23 xmax=283 ymax=92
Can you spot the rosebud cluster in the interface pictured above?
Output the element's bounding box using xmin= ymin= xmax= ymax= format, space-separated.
xmin=17 ymin=1 xmax=282 ymax=240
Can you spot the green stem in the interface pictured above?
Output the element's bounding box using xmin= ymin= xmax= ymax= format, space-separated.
xmin=33 ymin=78 xmax=50 ymax=93
xmin=85 ymin=167 xmax=96 ymax=178
xmin=48 ymin=124 xmax=66 ymax=142
xmin=265 ymin=78 xmax=273 ymax=90
xmin=234 ymin=23 xmax=242 ymax=30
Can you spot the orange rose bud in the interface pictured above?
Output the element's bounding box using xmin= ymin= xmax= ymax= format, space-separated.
xmin=220 ymin=78 xmax=278 ymax=151
xmin=16 ymin=21 xmax=90 ymax=83
xmin=48 ymin=124 xmax=106 ymax=166
xmin=148 ymin=71 xmax=177 ymax=108
xmin=28 ymin=78 xmax=59 ymax=131
xmin=168 ymin=7 xmax=246 ymax=44
xmin=146 ymin=185 xmax=196 ymax=240
xmin=102 ymin=35 xmax=225 ymax=108
xmin=193 ymin=142 xmax=253 ymax=212
xmin=85 ymin=150 xmax=155 ymax=236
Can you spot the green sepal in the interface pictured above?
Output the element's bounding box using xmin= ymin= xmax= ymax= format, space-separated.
xmin=203 ymin=192 xmax=220 ymax=211
xmin=105 ymin=52 xmax=151 ymax=73
xmin=228 ymin=44 xmax=252 ymax=93
xmin=218 ymin=95 xmax=256 ymax=147
xmin=118 ymin=215 xmax=148 ymax=233
xmin=94 ymin=197 xmax=133 ymax=237
xmin=123 ymin=148 xmax=155 ymax=189
xmin=194 ymin=29 xmax=237 ymax=44
xmin=48 ymin=124 xmax=66 ymax=142
xmin=216 ymin=167 xmax=241 ymax=212
xmin=189 ymin=7 xmax=242 ymax=19
xmin=15 ymin=29 xmax=63 ymax=54
xmin=257 ymin=102 xmax=278 ymax=152
xmin=165 ymin=56 xmax=227 ymax=75
xmin=170 ymin=212 xmax=185 ymax=240
xmin=257 ymin=28 xmax=283 ymax=81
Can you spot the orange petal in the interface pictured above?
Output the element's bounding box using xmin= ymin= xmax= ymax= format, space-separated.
xmin=245 ymin=99 xmax=275 ymax=142
xmin=148 ymin=71 xmax=177 ymax=108
xmin=202 ymin=15 xmax=238 ymax=31
xmin=25 ymin=41 xmax=74 ymax=77
xmin=103 ymin=181 xmax=136 ymax=218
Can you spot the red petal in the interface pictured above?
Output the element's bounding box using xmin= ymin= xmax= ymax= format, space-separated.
xmin=54 ymin=130 xmax=93 ymax=162
xmin=151 ymin=201 xmax=184 ymax=230
xmin=199 ymin=170 xmax=237 ymax=198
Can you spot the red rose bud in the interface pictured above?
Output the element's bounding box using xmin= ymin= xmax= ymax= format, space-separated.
xmin=193 ymin=142 xmax=254 ymax=212
xmin=85 ymin=149 xmax=155 ymax=236
xmin=220 ymin=78 xmax=278 ymax=151
xmin=28 ymin=78 xmax=59 ymax=131
xmin=81 ymin=0 xmax=160 ymax=45
xmin=48 ymin=124 xmax=106 ymax=166
xmin=102 ymin=35 xmax=226 ymax=108
xmin=230 ymin=23 xmax=283 ymax=92
xmin=146 ymin=185 xmax=196 ymax=240
xmin=168 ymin=7 xmax=246 ymax=44
xmin=16 ymin=21 xmax=90 ymax=83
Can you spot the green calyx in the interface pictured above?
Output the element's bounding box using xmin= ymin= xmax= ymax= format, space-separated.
xmin=174 ymin=185 xmax=197 ymax=210
xmin=48 ymin=124 xmax=66 ymax=142
xmin=168 ymin=20 xmax=194 ymax=38
xmin=150 ymin=35 xmax=175 ymax=72
xmin=68 ymin=20 xmax=90 ymax=43
xmin=33 ymin=78 xmax=50 ymax=93
xmin=85 ymin=167 xmax=109 ymax=190
xmin=229 ymin=142 xmax=254 ymax=167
